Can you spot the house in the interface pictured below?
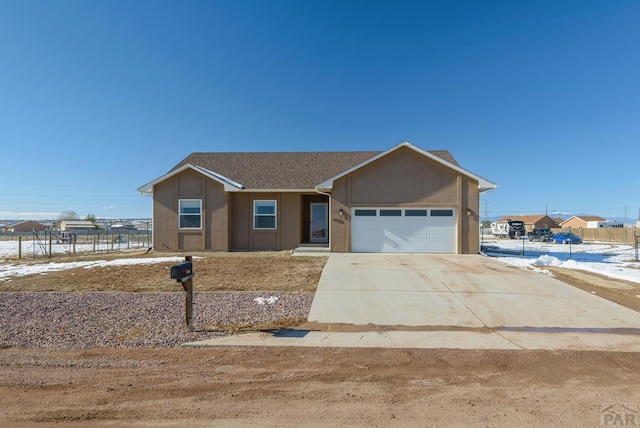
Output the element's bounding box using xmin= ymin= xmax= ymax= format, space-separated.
xmin=2 ymin=220 xmax=47 ymax=233
xmin=560 ymin=215 xmax=616 ymax=229
xmin=495 ymin=215 xmax=561 ymax=232
xmin=138 ymin=141 xmax=497 ymax=254
xmin=58 ymin=220 xmax=96 ymax=231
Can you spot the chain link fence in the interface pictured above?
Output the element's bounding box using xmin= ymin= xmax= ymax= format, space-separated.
xmin=0 ymin=229 xmax=152 ymax=260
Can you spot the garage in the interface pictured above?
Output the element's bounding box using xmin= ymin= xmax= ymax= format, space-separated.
xmin=351 ymin=208 xmax=457 ymax=253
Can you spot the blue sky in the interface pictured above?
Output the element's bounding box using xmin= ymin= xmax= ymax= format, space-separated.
xmin=1 ymin=1 xmax=638 ymax=221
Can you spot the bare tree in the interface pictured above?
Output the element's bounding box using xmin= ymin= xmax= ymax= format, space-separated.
xmin=58 ymin=209 xmax=80 ymax=220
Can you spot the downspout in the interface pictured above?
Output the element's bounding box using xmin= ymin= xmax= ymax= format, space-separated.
xmin=315 ymin=188 xmax=332 ymax=250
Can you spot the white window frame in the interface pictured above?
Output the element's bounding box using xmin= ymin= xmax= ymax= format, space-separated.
xmin=178 ymin=199 xmax=202 ymax=229
xmin=253 ymin=200 xmax=277 ymax=230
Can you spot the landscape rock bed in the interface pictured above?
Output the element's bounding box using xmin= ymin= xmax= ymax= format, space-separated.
xmin=0 ymin=292 xmax=314 ymax=349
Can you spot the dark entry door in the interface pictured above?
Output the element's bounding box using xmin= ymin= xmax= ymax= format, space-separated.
xmin=310 ymin=203 xmax=329 ymax=243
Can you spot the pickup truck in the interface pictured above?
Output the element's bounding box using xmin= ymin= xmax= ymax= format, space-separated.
xmin=528 ymin=228 xmax=554 ymax=242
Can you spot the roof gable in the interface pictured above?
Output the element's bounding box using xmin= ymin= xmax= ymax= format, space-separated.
xmin=560 ymin=215 xmax=607 ymax=225
xmin=138 ymin=163 xmax=244 ymax=195
xmin=315 ymin=141 xmax=497 ymax=191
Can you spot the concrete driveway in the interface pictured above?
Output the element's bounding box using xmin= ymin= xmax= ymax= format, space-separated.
xmin=185 ymin=253 xmax=640 ymax=351
xmin=307 ymin=253 xmax=640 ymax=330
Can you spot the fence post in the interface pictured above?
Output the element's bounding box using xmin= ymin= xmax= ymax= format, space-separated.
xmin=18 ymin=236 xmax=22 ymax=259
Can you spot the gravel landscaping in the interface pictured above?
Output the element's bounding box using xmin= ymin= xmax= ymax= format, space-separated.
xmin=0 ymin=292 xmax=314 ymax=349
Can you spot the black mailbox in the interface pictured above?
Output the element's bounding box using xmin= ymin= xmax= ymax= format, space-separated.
xmin=170 ymin=262 xmax=193 ymax=281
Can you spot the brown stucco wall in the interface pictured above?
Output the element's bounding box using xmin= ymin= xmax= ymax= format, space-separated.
xmin=329 ymin=147 xmax=480 ymax=254
xmin=229 ymin=192 xmax=306 ymax=251
xmin=152 ymin=168 xmax=228 ymax=251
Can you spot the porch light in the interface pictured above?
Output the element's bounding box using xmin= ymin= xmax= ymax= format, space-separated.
xmin=466 ymin=208 xmax=472 ymax=217
xmin=339 ymin=209 xmax=345 ymax=217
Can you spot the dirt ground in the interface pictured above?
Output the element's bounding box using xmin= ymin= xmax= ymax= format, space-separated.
xmin=2 ymin=347 xmax=640 ymax=427
xmin=2 ymin=251 xmax=640 ymax=426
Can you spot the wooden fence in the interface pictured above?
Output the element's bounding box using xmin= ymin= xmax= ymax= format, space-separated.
xmin=550 ymin=227 xmax=638 ymax=244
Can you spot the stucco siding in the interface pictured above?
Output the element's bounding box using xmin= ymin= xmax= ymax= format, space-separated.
xmin=230 ymin=193 xmax=251 ymax=250
xmin=279 ymin=193 xmax=301 ymax=250
xmin=329 ymin=177 xmax=349 ymax=252
xmin=561 ymin=218 xmax=587 ymax=229
xmin=328 ymin=147 xmax=480 ymax=254
xmin=153 ymin=179 xmax=178 ymax=250
xmin=230 ymin=192 xmax=304 ymax=251
xmin=205 ymin=179 xmax=229 ymax=251
xmin=152 ymin=169 xmax=227 ymax=251
xmin=349 ymin=147 xmax=458 ymax=205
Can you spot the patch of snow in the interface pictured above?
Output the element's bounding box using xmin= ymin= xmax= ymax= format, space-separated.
xmin=483 ymin=239 xmax=640 ymax=285
xmin=254 ymin=296 xmax=279 ymax=305
xmin=0 ymin=257 xmax=185 ymax=281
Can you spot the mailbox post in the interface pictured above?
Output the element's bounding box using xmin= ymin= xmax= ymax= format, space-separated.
xmin=170 ymin=256 xmax=194 ymax=332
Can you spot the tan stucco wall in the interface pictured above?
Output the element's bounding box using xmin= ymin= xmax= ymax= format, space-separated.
xmin=561 ymin=218 xmax=588 ymax=229
xmin=329 ymin=147 xmax=480 ymax=254
xmin=229 ymin=192 xmax=304 ymax=251
xmin=152 ymin=168 xmax=228 ymax=251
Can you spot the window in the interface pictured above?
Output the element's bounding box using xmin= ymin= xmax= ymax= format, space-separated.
xmin=354 ymin=209 xmax=377 ymax=216
xmin=431 ymin=209 xmax=454 ymax=217
xmin=179 ymin=199 xmax=202 ymax=229
xmin=254 ymin=200 xmax=277 ymax=229
xmin=405 ymin=209 xmax=427 ymax=217
xmin=380 ymin=209 xmax=402 ymax=216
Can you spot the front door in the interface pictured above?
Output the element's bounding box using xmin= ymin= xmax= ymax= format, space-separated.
xmin=310 ymin=203 xmax=329 ymax=243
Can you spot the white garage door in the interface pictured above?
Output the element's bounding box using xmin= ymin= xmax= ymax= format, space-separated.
xmin=351 ymin=208 xmax=457 ymax=253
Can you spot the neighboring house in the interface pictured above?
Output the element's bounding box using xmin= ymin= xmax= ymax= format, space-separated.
xmin=560 ymin=215 xmax=607 ymax=229
xmin=58 ymin=220 xmax=96 ymax=231
xmin=138 ymin=141 xmax=497 ymax=254
xmin=2 ymin=220 xmax=46 ymax=233
xmin=495 ymin=215 xmax=561 ymax=232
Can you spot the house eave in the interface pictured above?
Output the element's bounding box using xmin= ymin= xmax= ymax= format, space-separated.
xmin=235 ymin=189 xmax=318 ymax=193
xmin=137 ymin=163 xmax=244 ymax=195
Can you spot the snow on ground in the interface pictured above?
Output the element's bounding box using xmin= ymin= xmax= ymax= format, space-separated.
xmin=482 ymin=238 xmax=640 ymax=285
xmin=0 ymin=238 xmax=148 ymax=259
xmin=0 ymin=257 xmax=186 ymax=281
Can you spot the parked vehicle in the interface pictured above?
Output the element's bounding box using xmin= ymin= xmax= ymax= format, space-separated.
xmin=528 ymin=228 xmax=554 ymax=242
xmin=491 ymin=220 xmax=526 ymax=238
xmin=553 ymin=232 xmax=582 ymax=244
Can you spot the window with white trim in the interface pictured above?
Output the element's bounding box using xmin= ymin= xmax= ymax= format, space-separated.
xmin=179 ymin=199 xmax=202 ymax=229
xmin=253 ymin=200 xmax=277 ymax=229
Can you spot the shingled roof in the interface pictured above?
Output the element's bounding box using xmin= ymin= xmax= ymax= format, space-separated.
xmin=173 ymin=149 xmax=459 ymax=190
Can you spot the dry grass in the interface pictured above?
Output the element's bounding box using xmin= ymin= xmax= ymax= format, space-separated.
xmin=0 ymin=250 xmax=328 ymax=293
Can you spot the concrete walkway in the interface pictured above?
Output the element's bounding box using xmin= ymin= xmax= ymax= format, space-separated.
xmin=185 ymin=253 xmax=640 ymax=351
xmin=183 ymin=329 xmax=640 ymax=351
